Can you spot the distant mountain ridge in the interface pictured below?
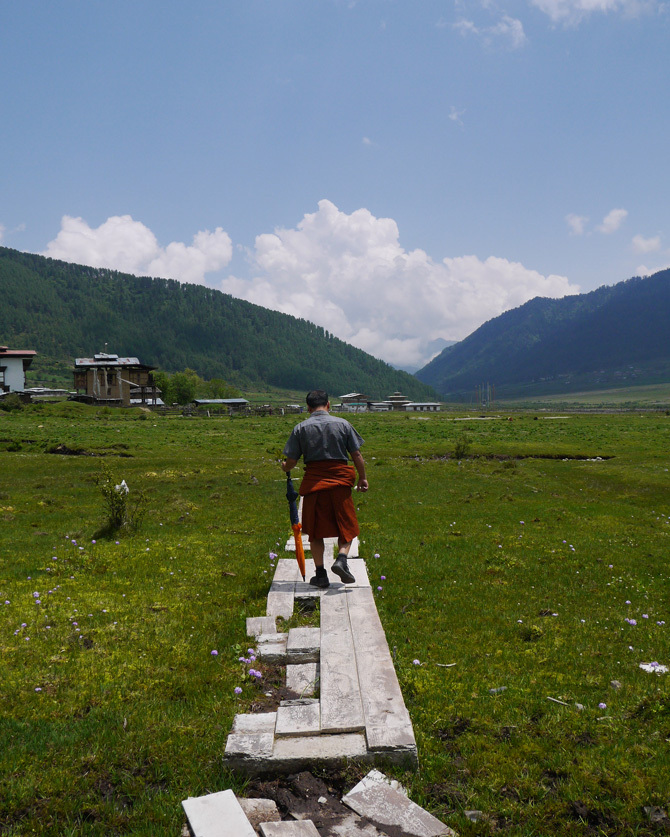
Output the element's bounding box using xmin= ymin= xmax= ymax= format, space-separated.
xmin=416 ymin=269 xmax=670 ymax=399
xmin=0 ymin=247 xmax=438 ymax=400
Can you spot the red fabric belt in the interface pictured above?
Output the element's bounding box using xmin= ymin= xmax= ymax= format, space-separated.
xmin=299 ymin=460 xmax=356 ymax=495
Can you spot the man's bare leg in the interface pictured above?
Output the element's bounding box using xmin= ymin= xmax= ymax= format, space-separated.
xmin=310 ymin=538 xmax=325 ymax=568
xmin=337 ymin=539 xmax=351 ymax=557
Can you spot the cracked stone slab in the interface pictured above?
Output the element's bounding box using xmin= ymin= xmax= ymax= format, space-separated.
xmin=343 ymin=779 xmax=457 ymax=837
xmin=237 ymin=798 xmax=281 ymax=829
xmin=267 ymin=559 xmax=302 ymax=620
xmin=247 ymin=616 xmax=277 ymax=637
xmin=231 ymin=713 xmax=277 ymax=735
xmin=320 ymin=589 xmax=365 ymax=734
xmin=352 ymin=768 xmax=407 ymax=797
xmin=182 ymin=788 xmax=256 ymax=837
xmin=286 ymin=662 xmax=318 ymax=697
xmin=275 ymin=699 xmax=320 ymax=737
xmin=224 ymin=732 xmax=274 ymax=761
xmin=287 ymin=627 xmax=321 ymax=663
xmin=269 ymin=732 xmax=370 ymax=772
xmin=257 ymin=632 xmax=289 ymax=663
xmin=347 ymin=586 xmax=417 ymax=759
xmin=259 ymin=821 xmax=321 ymax=836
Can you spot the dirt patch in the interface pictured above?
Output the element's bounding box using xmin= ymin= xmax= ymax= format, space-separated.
xmin=47 ymin=443 xmax=133 ymax=457
xmin=569 ymin=799 xmax=617 ymax=831
xmin=247 ymin=663 xmax=304 ymax=713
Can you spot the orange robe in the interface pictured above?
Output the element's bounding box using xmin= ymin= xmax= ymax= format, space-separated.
xmin=299 ymin=461 xmax=359 ymax=541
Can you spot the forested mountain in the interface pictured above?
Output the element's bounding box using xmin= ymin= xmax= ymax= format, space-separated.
xmin=417 ymin=269 xmax=670 ymax=399
xmin=0 ymin=247 xmax=437 ymax=400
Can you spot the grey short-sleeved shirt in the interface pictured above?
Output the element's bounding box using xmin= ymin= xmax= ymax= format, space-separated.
xmin=283 ymin=410 xmax=364 ymax=463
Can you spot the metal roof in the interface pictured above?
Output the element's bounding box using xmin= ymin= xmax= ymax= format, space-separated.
xmin=0 ymin=347 xmax=37 ymax=358
xmin=75 ymin=357 xmax=145 ymax=367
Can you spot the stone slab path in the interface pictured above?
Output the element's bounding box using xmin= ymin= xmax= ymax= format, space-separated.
xmin=224 ymin=536 xmax=417 ymax=774
xmin=181 ymin=525 xmax=459 ymax=835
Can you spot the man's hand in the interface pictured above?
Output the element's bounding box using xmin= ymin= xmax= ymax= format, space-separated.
xmin=282 ymin=457 xmax=298 ymax=473
xmin=351 ymin=449 xmax=368 ymax=491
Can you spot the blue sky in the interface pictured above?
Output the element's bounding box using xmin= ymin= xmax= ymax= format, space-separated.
xmin=2 ymin=0 xmax=669 ymax=368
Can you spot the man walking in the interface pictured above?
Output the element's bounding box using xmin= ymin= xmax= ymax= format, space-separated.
xmin=281 ymin=390 xmax=368 ymax=588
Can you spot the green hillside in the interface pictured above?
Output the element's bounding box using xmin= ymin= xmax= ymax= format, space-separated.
xmin=0 ymin=247 xmax=437 ymax=401
xmin=417 ymin=269 xmax=670 ymax=399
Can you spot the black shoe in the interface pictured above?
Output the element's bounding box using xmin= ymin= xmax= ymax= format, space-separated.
xmin=332 ymin=553 xmax=355 ymax=584
xmin=309 ymin=567 xmax=330 ymax=588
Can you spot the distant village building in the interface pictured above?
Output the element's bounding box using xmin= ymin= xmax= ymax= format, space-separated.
xmin=73 ymin=352 xmax=160 ymax=406
xmin=0 ymin=346 xmax=37 ymax=394
xmin=368 ymin=391 xmax=442 ymax=412
xmin=404 ymin=402 xmax=441 ymax=412
xmin=387 ymin=391 xmax=412 ymax=410
xmin=338 ymin=392 xmax=371 ymax=413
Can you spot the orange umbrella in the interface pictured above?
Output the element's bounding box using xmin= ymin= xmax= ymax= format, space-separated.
xmin=285 ymin=472 xmax=306 ymax=580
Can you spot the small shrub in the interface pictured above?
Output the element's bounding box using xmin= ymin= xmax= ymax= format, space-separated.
xmin=0 ymin=393 xmax=23 ymax=412
xmin=95 ymin=464 xmax=147 ymax=536
xmin=453 ymin=434 xmax=471 ymax=459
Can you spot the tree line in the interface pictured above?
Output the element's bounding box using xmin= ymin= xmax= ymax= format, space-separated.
xmin=0 ymin=247 xmax=438 ymax=401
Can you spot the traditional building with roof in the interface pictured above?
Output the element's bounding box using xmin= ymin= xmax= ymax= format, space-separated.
xmin=73 ymin=352 xmax=159 ymax=406
xmin=0 ymin=346 xmax=37 ymax=395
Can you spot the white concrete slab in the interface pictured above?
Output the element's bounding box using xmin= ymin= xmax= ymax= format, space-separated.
xmin=224 ymin=732 xmax=274 ymax=760
xmin=268 ymin=558 xmax=302 ymax=620
xmin=347 ymin=586 xmax=417 ymax=757
xmin=286 ymin=663 xmax=318 ymax=697
xmin=320 ymin=589 xmax=365 ymax=734
xmin=287 ymin=627 xmax=320 ymax=663
xmin=343 ymin=781 xmax=456 ymax=837
xmin=247 ymin=616 xmax=277 ymax=637
xmin=285 ymin=532 xmax=310 ymax=553
xmin=231 ymin=713 xmax=277 ymax=735
xmin=182 ymin=789 xmax=256 ymax=837
xmin=237 ymin=798 xmax=281 ymax=829
xmin=350 ymin=768 xmax=407 ymax=797
xmin=275 ymin=700 xmax=320 ymax=737
xmin=257 ymin=633 xmax=288 ymax=663
xmin=271 ymin=732 xmax=369 ymax=767
xmin=259 ymin=821 xmax=321 ymax=836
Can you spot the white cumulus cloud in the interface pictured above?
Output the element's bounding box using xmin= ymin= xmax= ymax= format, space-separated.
xmin=632 ymin=233 xmax=661 ymax=254
xmin=43 ymin=215 xmax=233 ymax=284
xmin=221 ymin=200 xmax=579 ymax=368
xmin=530 ymin=0 xmax=658 ymax=23
xmin=597 ymin=208 xmax=628 ymax=235
xmin=453 ymin=15 xmax=527 ymax=48
xmin=566 ymin=213 xmax=589 ymax=236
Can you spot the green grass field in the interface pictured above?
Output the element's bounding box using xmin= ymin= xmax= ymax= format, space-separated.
xmin=501 ymin=381 xmax=670 ymax=411
xmin=1 ymin=403 xmax=669 ymax=835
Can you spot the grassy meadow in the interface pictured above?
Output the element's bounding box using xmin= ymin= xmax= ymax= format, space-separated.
xmin=1 ymin=403 xmax=669 ymax=835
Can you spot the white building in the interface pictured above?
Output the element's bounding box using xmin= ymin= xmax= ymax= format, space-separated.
xmin=0 ymin=346 xmax=37 ymax=394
